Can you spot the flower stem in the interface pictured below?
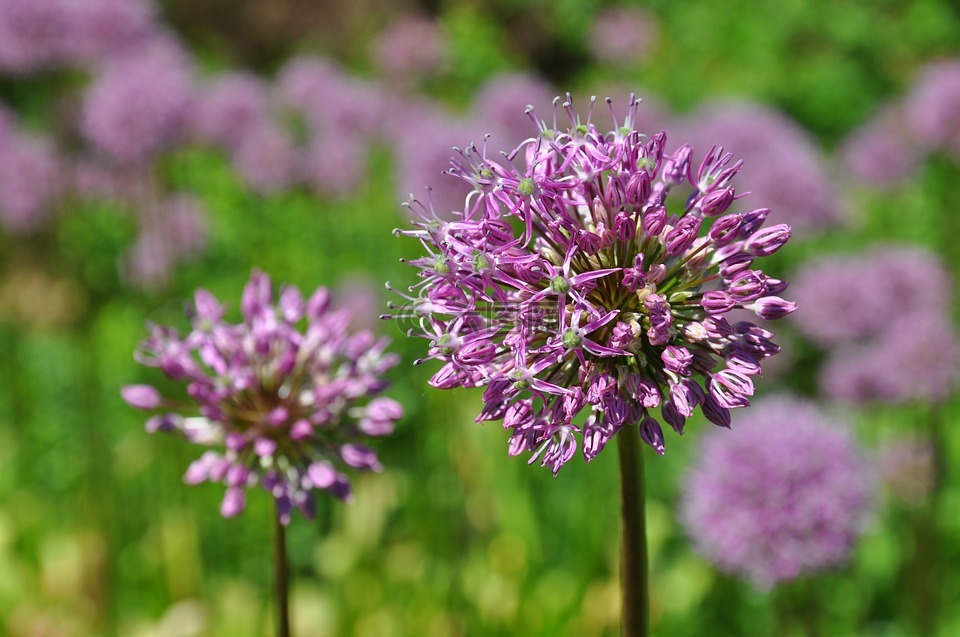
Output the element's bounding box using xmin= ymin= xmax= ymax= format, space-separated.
xmin=618 ymin=424 xmax=649 ymax=637
xmin=274 ymin=506 xmax=291 ymax=637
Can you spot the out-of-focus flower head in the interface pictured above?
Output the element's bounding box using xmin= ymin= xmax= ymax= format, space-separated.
xmin=840 ymin=104 xmax=921 ymax=188
xmin=122 ymin=270 xmax=403 ymax=523
xmin=680 ymin=101 xmax=842 ymax=234
xmin=470 ymin=72 xmax=555 ymax=150
xmin=81 ymin=38 xmax=195 ymax=163
xmin=791 ymin=245 xmax=958 ymax=405
xmin=0 ymin=127 xmax=62 ymax=233
xmin=66 ymin=0 xmax=157 ymax=63
xmin=876 ymin=436 xmax=936 ymax=507
xmin=681 ymin=396 xmax=873 ymax=589
xmin=300 ymin=131 xmax=367 ymax=199
xmin=277 ymin=55 xmax=384 ymax=141
xmin=0 ymin=0 xmax=70 ymax=73
xmin=587 ymin=6 xmax=659 ymax=64
xmin=903 ymin=59 xmax=960 ymax=159
xmin=192 ymin=72 xmax=273 ymax=152
xmin=389 ymin=94 xmax=795 ymax=474
xmin=790 ymin=245 xmax=953 ymax=347
xmin=229 ymin=123 xmax=299 ymax=195
xmin=372 ymin=15 xmax=448 ymax=84
xmin=821 ymin=312 xmax=959 ymax=405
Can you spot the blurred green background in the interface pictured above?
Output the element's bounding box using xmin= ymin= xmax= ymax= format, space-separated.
xmin=1 ymin=0 xmax=959 ymax=635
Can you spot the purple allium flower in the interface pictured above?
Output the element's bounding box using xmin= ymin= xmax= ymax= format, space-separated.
xmin=839 ymin=104 xmax=921 ymax=187
xmin=192 ymin=72 xmax=273 ymax=151
xmin=122 ymin=270 xmax=403 ymax=523
xmin=820 ymin=312 xmax=959 ymax=405
xmin=277 ymin=55 xmax=384 ymax=141
xmin=81 ymin=38 xmax=194 ymax=163
xmin=65 ymin=0 xmax=157 ymax=63
xmin=390 ymin=95 xmax=795 ymax=473
xmin=680 ymin=396 xmax=873 ymax=589
xmin=875 ymin=436 xmax=936 ymax=507
xmin=300 ymin=131 xmax=366 ymax=199
xmin=679 ymin=102 xmax=841 ymax=234
xmin=587 ymin=6 xmax=658 ymax=64
xmin=372 ymin=15 xmax=448 ymax=83
xmin=903 ymin=59 xmax=960 ymax=158
xmin=790 ymin=245 xmax=953 ymax=348
xmin=0 ymin=0 xmax=70 ymax=73
xmin=0 ymin=128 xmax=62 ymax=233
xmin=229 ymin=123 xmax=299 ymax=195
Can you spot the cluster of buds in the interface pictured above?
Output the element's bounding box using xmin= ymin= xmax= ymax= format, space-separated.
xmin=389 ymin=94 xmax=795 ymax=473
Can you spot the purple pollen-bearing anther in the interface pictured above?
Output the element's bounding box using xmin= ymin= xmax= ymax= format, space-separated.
xmin=388 ymin=93 xmax=795 ymax=474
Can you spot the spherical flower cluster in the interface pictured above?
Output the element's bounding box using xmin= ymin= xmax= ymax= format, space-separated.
xmin=839 ymin=105 xmax=920 ymax=188
xmin=0 ymin=0 xmax=71 ymax=73
xmin=680 ymin=396 xmax=873 ymax=589
xmin=0 ymin=0 xmax=156 ymax=73
xmin=81 ymin=39 xmax=194 ymax=163
xmin=0 ymin=125 xmax=62 ymax=234
xmin=390 ymin=95 xmax=795 ymax=474
xmin=122 ymin=270 xmax=403 ymax=523
xmin=903 ymin=59 xmax=960 ymax=158
xmin=791 ymin=245 xmax=958 ymax=404
xmin=587 ymin=7 xmax=659 ymax=64
xmin=372 ymin=15 xmax=448 ymax=83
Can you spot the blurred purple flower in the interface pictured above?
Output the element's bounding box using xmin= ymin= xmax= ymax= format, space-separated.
xmin=192 ymin=72 xmax=273 ymax=151
xmin=790 ymin=245 xmax=953 ymax=347
xmin=372 ymin=15 xmax=448 ymax=83
xmin=390 ymin=95 xmax=795 ymax=473
xmin=229 ymin=123 xmax=299 ymax=195
xmin=821 ymin=312 xmax=959 ymax=405
xmin=840 ymin=104 xmax=921 ymax=187
xmin=0 ymin=128 xmax=62 ymax=233
xmin=681 ymin=396 xmax=873 ymax=589
xmin=587 ymin=6 xmax=658 ymax=64
xmin=277 ymin=55 xmax=384 ymax=140
xmin=679 ymin=101 xmax=842 ymax=234
xmin=470 ymin=72 xmax=555 ymax=150
xmin=0 ymin=0 xmax=70 ymax=73
xmin=122 ymin=270 xmax=403 ymax=523
xmin=66 ymin=0 xmax=157 ymax=62
xmin=903 ymin=59 xmax=960 ymax=159
xmin=300 ymin=131 xmax=367 ymax=199
xmin=81 ymin=38 xmax=194 ymax=163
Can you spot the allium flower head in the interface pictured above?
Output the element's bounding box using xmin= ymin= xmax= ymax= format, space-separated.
xmin=587 ymin=7 xmax=659 ymax=64
xmin=389 ymin=94 xmax=795 ymax=474
xmin=81 ymin=39 xmax=194 ymax=163
xmin=123 ymin=270 xmax=403 ymax=523
xmin=680 ymin=396 xmax=873 ymax=589
xmin=903 ymin=59 xmax=960 ymax=158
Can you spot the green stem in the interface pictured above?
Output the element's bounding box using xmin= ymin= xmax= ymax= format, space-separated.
xmin=274 ymin=507 xmax=291 ymax=637
xmin=618 ymin=425 xmax=649 ymax=637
